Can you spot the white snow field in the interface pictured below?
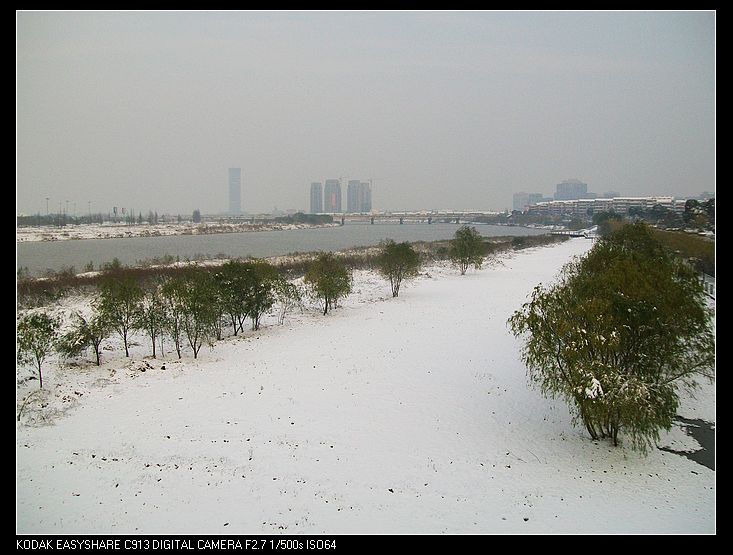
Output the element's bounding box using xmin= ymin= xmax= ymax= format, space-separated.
xmin=16 ymin=238 xmax=715 ymax=534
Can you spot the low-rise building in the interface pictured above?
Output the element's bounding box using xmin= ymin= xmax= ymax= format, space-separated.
xmin=528 ymin=196 xmax=688 ymax=217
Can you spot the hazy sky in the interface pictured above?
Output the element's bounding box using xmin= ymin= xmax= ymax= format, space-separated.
xmin=17 ymin=10 xmax=715 ymax=215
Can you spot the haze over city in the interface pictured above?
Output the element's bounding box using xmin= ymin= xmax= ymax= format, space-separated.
xmin=17 ymin=11 xmax=714 ymax=216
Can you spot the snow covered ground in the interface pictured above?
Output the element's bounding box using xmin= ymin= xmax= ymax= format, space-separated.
xmin=15 ymin=238 xmax=715 ymax=534
xmin=16 ymin=221 xmax=338 ymax=243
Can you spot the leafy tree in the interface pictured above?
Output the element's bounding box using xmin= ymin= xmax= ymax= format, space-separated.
xmin=192 ymin=209 xmax=202 ymax=223
xmin=592 ymin=211 xmax=623 ymax=237
xmin=242 ymin=260 xmax=279 ymax=331
xmin=17 ymin=312 xmax=60 ymax=389
xmin=57 ymin=307 xmax=110 ymax=366
xmin=136 ymin=281 xmax=167 ymax=358
xmin=508 ymin=223 xmax=715 ymax=451
xmin=704 ymin=198 xmax=715 ymax=229
xmin=161 ymin=276 xmax=187 ymax=359
xmin=304 ymin=252 xmax=352 ymax=315
xmin=179 ymin=268 xmax=219 ymax=358
xmin=215 ymin=260 xmax=250 ymax=336
xmin=376 ymin=240 xmax=421 ymax=297
xmin=449 ymin=225 xmax=485 ymax=275
xmin=98 ymin=274 xmax=143 ymax=357
xmin=273 ymin=276 xmax=303 ymax=325
xmin=683 ymin=199 xmax=700 ymax=224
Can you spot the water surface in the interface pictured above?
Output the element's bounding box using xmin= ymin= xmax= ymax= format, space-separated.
xmin=17 ymin=222 xmax=547 ymax=276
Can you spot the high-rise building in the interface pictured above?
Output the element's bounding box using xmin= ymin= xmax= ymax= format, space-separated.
xmin=228 ymin=168 xmax=242 ymax=215
xmin=554 ymin=179 xmax=588 ymax=200
xmin=345 ymin=180 xmax=373 ymax=213
xmin=310 ymin=182 xmax=323 ymax=214
xmin=346 ymin=180 xmax=362 ymax=213
xmin=513 ymin=192 xmax=530 ymax=212
xmin=527 ymin=193 xmax=544 ymax=206
xmin=360 ymin=181 xmax=372 ymax=212
xmin=324 ymin=179 xmax=342 ymax=213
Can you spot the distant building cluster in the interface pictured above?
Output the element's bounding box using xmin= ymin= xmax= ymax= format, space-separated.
xmin=529 ymin=196 xmax=688 ymax=218
xmin=513 ymin=192 xmax=550 ymax=212
xmin=513 ymin=179 xmax=665 ymax=214
xmin=553 ymin=179 xmax=594 ymax=200
xmin=310 ymin=179 xmax=372 ymax=214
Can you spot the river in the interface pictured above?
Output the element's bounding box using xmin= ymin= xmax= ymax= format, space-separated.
xmin=16 ymin=222 xmax=548 ymax=276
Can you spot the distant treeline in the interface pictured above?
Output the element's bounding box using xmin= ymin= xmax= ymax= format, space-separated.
xmin=16 ymin=234 xmax=569 ymax=307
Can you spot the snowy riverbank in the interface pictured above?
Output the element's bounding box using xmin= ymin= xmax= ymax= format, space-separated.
xmin=16 ymin=221 xmax=339 ymax=243
xmin=16 ymin=238 xmax=715 ymax=534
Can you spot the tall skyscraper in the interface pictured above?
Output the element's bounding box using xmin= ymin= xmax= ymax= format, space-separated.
xmin=228 ymin=168 xmax=242 ymax=215
xmin=324 ymin=179 xmax=341 ymax=213
xmin=310 ymin=182 xmax=323 ymax=214
xmin=347 ymin=180 xmax=362 ymax=213
xmin=360 ymin=181 xmax=372 ymax=212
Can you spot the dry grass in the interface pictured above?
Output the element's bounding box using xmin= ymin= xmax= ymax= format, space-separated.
xmin=16 ymin=234 xmax=569 ymax=307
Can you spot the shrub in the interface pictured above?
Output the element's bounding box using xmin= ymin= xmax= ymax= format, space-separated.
xmin=376 ymin=240 xmax=421 ymax=297
xmin=304 ymin=252 xmax=352 ymax=315
xmin=449 ymin=226 xmax=485 ymax=275
xmin=17 ymin=312 xmax=60 ymax=389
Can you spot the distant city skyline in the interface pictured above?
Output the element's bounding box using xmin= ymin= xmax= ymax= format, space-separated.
xmin=17 ymin=11 xmax=714 ymax=216
xmin=228 ymin=168 xmax=242 ymax=215
xmin=309 ymin=182 xmax=323 ymax=214
xmin=323 ymin=179 xmax=342 ymax=213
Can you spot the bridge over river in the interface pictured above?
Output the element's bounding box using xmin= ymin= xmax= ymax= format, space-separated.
xmin=337 ymin=211 xmax=497 ymax=225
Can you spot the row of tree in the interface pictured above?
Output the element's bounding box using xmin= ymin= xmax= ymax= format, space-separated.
xmin=17 ymin=226 xmax=490 ymax=389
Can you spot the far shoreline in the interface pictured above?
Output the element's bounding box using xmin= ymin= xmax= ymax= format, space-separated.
xmin=15 ymin=220 xmax=341 ymax=244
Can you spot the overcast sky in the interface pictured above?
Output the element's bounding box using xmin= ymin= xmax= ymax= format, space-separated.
xmin=17 ymin=10 xmax=715 ymax=215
